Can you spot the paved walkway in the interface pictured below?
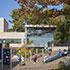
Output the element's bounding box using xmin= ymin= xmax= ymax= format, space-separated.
xmin=0 ymin=57 xmax=68 ymax=70
xmin=12 ymin=57 xmax=63 ymax=70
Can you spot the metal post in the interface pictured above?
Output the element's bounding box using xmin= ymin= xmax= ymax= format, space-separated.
xmin=25 ymin=21 xmax=27 ymax=45
xmin=10 ymin=48 xmax=12 ymax=70
xmin=2 ymin=41 xmax=3 ymax=70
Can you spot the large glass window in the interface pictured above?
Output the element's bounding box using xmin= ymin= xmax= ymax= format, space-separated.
xmin=27 ymin=28 xmax=54 ymax=45
xmin=3 ymin=39 xmax=21 ymax=43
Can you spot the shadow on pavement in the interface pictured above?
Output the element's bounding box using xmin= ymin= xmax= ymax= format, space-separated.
xmin=0 ymin=62 xmax=18 ymax=70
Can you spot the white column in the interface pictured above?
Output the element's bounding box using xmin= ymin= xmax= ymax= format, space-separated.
xmin=42 ymin=48 xmax=44 ymax=56
xmin=36 ymin=49 xmax=38 ymax=54
xmin=21 ymin=38 xmax=24 ymax=44
xmin=29 ymin=50 xmax=32 ymax=61
xmin=25 ymin=52 xmax=27 ymax=63
xmin=25 ymin=21 xmax=28 ymax=45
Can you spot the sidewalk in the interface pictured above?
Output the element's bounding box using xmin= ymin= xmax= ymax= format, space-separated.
xmin=11 ymin=57 xmax=64 ymax=70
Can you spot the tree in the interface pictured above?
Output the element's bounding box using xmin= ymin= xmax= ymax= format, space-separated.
xmin=10 ymin=0 xmax=70 ymax=46
xmin=54 ymin=17 xmax=70 ymax=46
xmin=16 ymin=45 xmax=30 ymax=57
xmin=10 ymin=9 xmax=25 ymax=31
xmin=4 ymin=42 xmax=9 ymax=48
xmin=10 ymin=0 xmax=70 ymax=28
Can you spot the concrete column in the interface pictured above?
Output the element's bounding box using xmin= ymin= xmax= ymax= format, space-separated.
xmin=25 ymin=22 xmax=28 ymax=45
xmin=36 ymin=49 xmax=38 ymax=54
xmin=21 ymin=38 xmax=24 ymax=44
xmin=29 ymin=50 xmax=32 ymax=61
xmin=42 ymin=48 xmax=44 ymax=56
xmin=25 ymin=52 xmax=27 ymax=63
xmin=52 ymin=43 xmax=54 ymax=47
xmin=68 ymin=46 xmax=70 ymax=56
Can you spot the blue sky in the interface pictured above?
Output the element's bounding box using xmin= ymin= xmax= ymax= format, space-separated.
xmin=35 ymin=3 xmax=64 ymax=11
xmin=0 ymin=0 xmax=19 ymax=28
xmin=47 ymin=3 xmax=64 ymax=10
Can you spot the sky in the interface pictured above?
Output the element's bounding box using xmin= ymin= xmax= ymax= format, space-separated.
xmin=0 ymin=0 xmax=19 ymax=28
xmin=35 ymin=3 xmax=64 ymax=11
xmin=47 ymin=3 xmax=64 ymax=10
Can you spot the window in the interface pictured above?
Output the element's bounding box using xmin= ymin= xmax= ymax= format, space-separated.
xmin=3 ymin=39 xmax=21 ymax=44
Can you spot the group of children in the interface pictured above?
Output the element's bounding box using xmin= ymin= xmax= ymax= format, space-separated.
xmin=16 ymin=48 xmax=67 ymax=65
xmin=32 ymin=48 xmax=67 ymax=63
xmin=44 ymin=48 xmax=67 ymax=63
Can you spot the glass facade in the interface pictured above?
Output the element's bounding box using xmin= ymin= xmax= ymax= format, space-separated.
xmin=27 ymin=28 xmax=54 ymax=45
xmin=3 ymin=39 xmax=21 ymax=44
xmin=28 ymin=33 xmax=53 ymax=45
